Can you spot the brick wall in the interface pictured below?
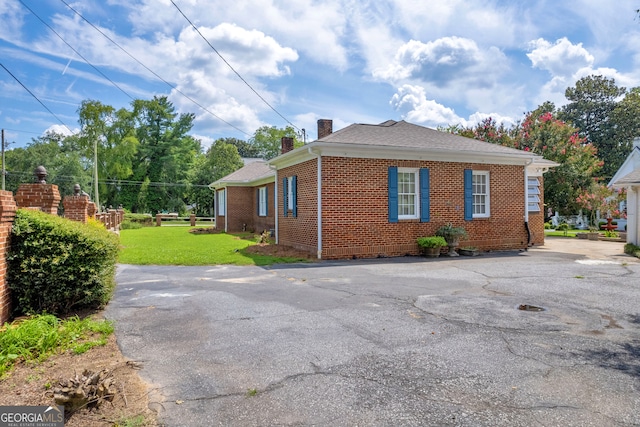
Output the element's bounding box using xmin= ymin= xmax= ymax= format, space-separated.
xmin=15 ymin=184 xmax=61 ymax=214
xmin=63 ymin=195 xmax=90 ymax=223
xmin=225 ymin=187 xmax=255 ymax=232
xmin=0 ymin=191 xmax=17 ymax=324
xmin=277 ymin=159 xmax=319 ymax=254
xmin=278 ymin=156 xmax=536 ymax=259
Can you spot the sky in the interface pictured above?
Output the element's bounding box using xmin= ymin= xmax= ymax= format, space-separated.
xmin=1 ymin=0 xmax=640 ymax=150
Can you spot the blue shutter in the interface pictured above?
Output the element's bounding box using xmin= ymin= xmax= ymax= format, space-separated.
xmin=388 ymin=166 xmax=398 ymax=223
xmin=292 ymin=175 xmax=298 ymax=218
xmin=420 ymin=168 xmax=430 ymax=222
xmin=464 ymin=169 xmax=473 ymax=221
xmin=256 ymin=188 xmax=260 ymax=216
xmin=283 ymin=177 xmax=288 ymax=217
xmin=265 ymin=187 xmax=268 ymax=216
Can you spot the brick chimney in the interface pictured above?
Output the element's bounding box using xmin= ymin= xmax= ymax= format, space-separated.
xmin=281 ymin=137 xmax=294 ymax=154
xmin=317 ymin=119 xmax=333 ymax=140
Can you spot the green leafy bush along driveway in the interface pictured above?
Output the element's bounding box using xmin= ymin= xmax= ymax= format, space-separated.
xmin=107 ymin=241 xmax=640 ymax=427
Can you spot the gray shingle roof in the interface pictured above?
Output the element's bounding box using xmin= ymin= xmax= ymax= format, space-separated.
xmin=319 ymin=120 xmax=535 ymax=158
xmin=615 ymin=169 xmax=640 ymax=185
xmin=212 ymin=161 xmax=273 ymax=186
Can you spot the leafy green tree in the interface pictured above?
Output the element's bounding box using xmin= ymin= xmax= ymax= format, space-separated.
xmin=248 ymin=125 xmax=301 ymax=160
xmin=4 ymin=132 xmax=90 ymax=196
xmin=125 ymin=96 xmax=200 ymax=213
xmin=187 ymin=140 xmax=243 ymax=216
xmin=559 ymin=75 xmax=629 ymax=178
xmin=76 ymin=100 xmax=139 ymax=209
xmin=223 ymin=137 xmax=260 ymax=158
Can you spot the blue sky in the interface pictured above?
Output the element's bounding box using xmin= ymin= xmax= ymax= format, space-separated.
xmin=1 ymin=0 xmax=639 ymax=150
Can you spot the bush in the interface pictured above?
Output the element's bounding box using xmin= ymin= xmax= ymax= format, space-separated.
xmin=120 ymin=220 xmax=143 ymax=230
xmin=544 ymin=222 xmax=552 ymax=229
xmin=624 ymin=243 xmax=640 ymax=258
xmin=124 ymin=213 xmax=153 ymax=227
xmin=416 ymin=236 xmax=447 ymax=248
xmin=557 ymin=223 xmax=569 ymax=231
xmin=7 ymin=209 xmax=120 ymax=317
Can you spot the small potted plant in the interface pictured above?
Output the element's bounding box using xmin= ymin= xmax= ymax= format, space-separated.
xmin=416 ymin=236 xmax=447 ymax=258
xmin=435 ymin=223 xmax=468 ymax=257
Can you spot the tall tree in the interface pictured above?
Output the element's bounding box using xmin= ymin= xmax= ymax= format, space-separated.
xmin=126 ymin=96 xmax=199 ymax=213
xmin=187 ymin=140 xmax=243 ymax=216
xmin=559 ymin=75 xmax=628 ymax=178
xmin=223 ymin=137 xmax=260 ymax=158
xmin=248 ymin=125 xmax=301 ymax=160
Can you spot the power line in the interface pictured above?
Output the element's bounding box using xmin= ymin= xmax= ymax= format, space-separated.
xmin=5 ymin=170 xmax=212 ymax=188
xmin=58 ymin=0 xmax=252 ymax=137
xmin=19 ymin=0 xmax=134 ymax=101
xmin=169 ymin=0 xmax=302 ymax=133
xmin=0 ymin=62 xmax=74 ymax=135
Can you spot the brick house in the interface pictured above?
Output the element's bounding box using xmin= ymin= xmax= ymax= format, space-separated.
xmin=210 ymin=160 xmax=275 ymax=233
xmin=214 ymin=119 xmax=555 ymax=259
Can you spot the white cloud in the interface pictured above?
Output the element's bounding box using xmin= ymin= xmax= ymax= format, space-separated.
xmin=527 ymin=37 xmax=594 ymax=78
xmin=43 ymin=124 xmax=78 ymax=136
xmin=390 ymin=84 xmax=462 ymax=127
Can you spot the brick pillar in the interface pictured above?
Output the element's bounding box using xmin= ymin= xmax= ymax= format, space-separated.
xmin=156 ymin=214 xmax=162 ymax=226
xmin=109 ymin=210 xmax=117 ymax=230
xmin=190 ymin=214 xmax=196 ymax=226
xmin=15 ymin=183 xmax=61 ymax=214
xmin=63 ymin=195 xmax=90 ymax=223
xmin=0 ymin=191 xmax=17 ymax=324
xmin=87 ymin=202 xmax=97 ymax=218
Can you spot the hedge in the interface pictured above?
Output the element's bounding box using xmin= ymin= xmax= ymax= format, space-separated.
xmin=7 ymin=209 xmax=120 ymax=317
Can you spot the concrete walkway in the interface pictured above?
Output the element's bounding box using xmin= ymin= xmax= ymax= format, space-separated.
xmin=106 ymin=238 xmax=640 ymax=426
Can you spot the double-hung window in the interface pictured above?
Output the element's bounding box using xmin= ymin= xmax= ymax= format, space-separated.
xmin=472 ymin=171 xmax=490 ymax=218
xmin=388 ymin=166 xmax=430 ymax=223
xmin=398 ymin=169 xmax=419 ymax=219
xmin=217 ymin=189 xmax=226 ymax=216
xmin=258 ymin=187 xmax=268 ymax=216
xmin=282 ymin=175 xmax=297 ymax=217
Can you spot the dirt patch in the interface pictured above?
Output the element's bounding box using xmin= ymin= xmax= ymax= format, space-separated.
xmin=243 ymin=242 xmax=316 ymax=261
xmin=0 ymin=333 xmax=156 ymax=426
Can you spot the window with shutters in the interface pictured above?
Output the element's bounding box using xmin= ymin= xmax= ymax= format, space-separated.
xmin=398 ymin=169 xmax=419 ymax=220
xmin=472 ymin=171 xmax=490 ymax=218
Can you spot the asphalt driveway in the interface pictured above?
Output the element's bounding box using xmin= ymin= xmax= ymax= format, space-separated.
xmin=106 ymin=238 xmax=640 ymax=426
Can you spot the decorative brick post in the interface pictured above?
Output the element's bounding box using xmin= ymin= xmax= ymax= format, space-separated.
xmin=88 ymin=202 xmax=97 ymax=217
xmin=63 ymin=195 xmax=90 ymax=223
xmin=0 ymin=190 xmax=17 ymax=325
xmin=190 ymin=214 xmax=196 ymax=226
xmin=15 ymin=184 xmax=61 ymax=215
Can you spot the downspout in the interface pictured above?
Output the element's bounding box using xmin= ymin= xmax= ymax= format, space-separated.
xmin=524 ymin=158 xmax=534 ymax=247
xmin=269 ymin=165 xmax=278 ymax=244
xmin=224 ymin=186 xmax=228 ymax=233
xmin=308 ymin=147 xmax=322 ymax=259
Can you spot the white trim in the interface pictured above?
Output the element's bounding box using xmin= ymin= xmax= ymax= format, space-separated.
xmin=472 ymin=171 xmax=490 ymax=218
xmin=397 ymin=168 xmax=419 ymax=220
xmin=258 ymin=186 xmax=267 ymax=217
xmin=269 ymin=141 xmax=540 ymax=169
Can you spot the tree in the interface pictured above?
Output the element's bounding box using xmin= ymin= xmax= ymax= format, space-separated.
xmin=559 ymin=75 xmax=629 ymax=178
xmin=248 ymin=125 xmax=301 ymax=160
xmin=223 ymin=138 xmax=260 ymax=158
xmin=76 ymin=100 xmax=138 ymax=209
xmin=125 ymin=96 xmax=200 ymax=213
xmin=186 ymin=140 xmax=243 ymax=216
xmin=446 ymin=108 xmax=602 ymax=214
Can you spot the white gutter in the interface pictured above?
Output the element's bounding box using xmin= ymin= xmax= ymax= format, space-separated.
xmin=308 ymin=147 xmax=322 ymax=259
xmin=269 ymin=164 xmax=278 ymax=244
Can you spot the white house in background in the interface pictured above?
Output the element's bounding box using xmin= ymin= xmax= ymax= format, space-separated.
xmin=609 ymin=138 xmax=640 ymax=246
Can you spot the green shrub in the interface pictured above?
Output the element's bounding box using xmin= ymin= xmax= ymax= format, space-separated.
xmin=624 ymin=243 xmax=640 ymax=258
xmin=120 ymin=220 xmax=143 ymax=230
xmin=7 ymin=209 xmax=120 ymax=317
xmin=557 ymin=223 xmax=569 ymax=231
xmin=124 ymin=213 xmax=153 ymax=226
xmin=416 ymin=236 xmax=447 ymax=248
xmin=544 ymin=222 xmax=552 ymax=229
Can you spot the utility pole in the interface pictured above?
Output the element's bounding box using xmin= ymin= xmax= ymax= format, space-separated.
xmin=1 ymin=129 xmax=5 ymax=191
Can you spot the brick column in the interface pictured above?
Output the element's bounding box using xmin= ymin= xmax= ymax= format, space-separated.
xmin=15 ymin=184 xmax=61 ymax=214
xmin=0 ymin=191 xmax=17 ymax=325
xmin=190 ymin=214 xmax=196 ymax=226
xmin=63 ymin=195 xmax=90 ymax=223
xmin=88 ymin=202 xmax=97 ymax=218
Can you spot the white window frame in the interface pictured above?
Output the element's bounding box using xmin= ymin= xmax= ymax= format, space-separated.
xmin=527 ymin=177 xmax=541 ymax=212
xmin=218 ymin=189 xmax=226 ymax=216
xmin=398 ymin=168 xmax=419 ymax=220
xmin=472 ymin=171 xmax=490 ymax=218
xmin=287 ymin=176 xmax=294 ymax=211
xmin=258 ymin=187 xmax=267 ymax=217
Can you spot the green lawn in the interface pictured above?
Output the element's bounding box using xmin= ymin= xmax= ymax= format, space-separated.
xmin=119 ymin=226 xmax=307 ymax=266
xmin=544 ymin=229 xmax=581 ymax=237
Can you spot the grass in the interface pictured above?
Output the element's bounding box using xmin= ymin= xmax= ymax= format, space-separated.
xmin=0 ymin=314 xmax=114 ymax=378
xmin=544 ymin=229 xmax=582 ymax=237
xmin=119 ymin=226 xmax=308 ymax=266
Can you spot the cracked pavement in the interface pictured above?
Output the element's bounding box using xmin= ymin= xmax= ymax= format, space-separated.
xmin=106 ymin=238 xmax=640 ymax=426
